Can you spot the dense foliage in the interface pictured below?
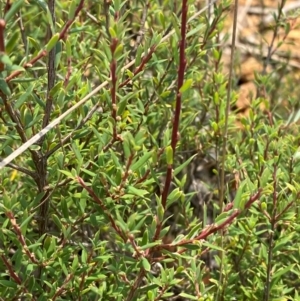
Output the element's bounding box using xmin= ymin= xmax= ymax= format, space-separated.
xmin=0 ymin=0 xmax=300 ymax=300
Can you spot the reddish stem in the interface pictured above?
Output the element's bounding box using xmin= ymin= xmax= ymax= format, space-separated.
xmin=119 ymin=45 xmax=156 ymax=88
xmin=153 ymin=0 xmax=188 ymax=241
xmin=6 ymin=211 xmax=39 ymax=264
xmin=0 ymin=255 xmax=22 ymax=284
xmin=157 ymin=189 xmax=262 ymax=249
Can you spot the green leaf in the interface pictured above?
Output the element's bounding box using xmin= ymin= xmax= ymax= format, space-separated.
xmin=171 ymin=13 xmax=180 ymax=38
xmin=131 ymin=151 xmax=152 ymax=171
xmin=32 ymin=92 xmax=46 ymax=108
xmin=71 ymin=141 xmax=83 ymax=166
xmin=179 ymin=293 xmax=198 ymax=300
xmin=127 ymin=186 xmax=148 ymax=197
xmin=81 ymin=248 xmax=87 ymax=264
xmin=273 ymin=234 xmax=294 ymax=253
xmin=138 ymin=283 xmax=159 ymax=293
xmin=81 ymin=168 xmax=96 ymax=177
xmin=0 ymin=54 xmax=13 ymax=66
xmin=160 ymin=90 xmax=171 ymax=98
xmin=15 ymin=84 xmax=35 ymax=108
xmin=141 ymin=229 xmax=149 ymax=246
xmin=134 ymin=215 xmax=148 ymax=231
xmin=174 ymin=154 xmax=196 ymax=176
xmin=135 ymin=45 xmax=143 ymax=66
xmin=46 ymin=5 xmax=55 ymax=34
xmin=61 ymin=198 xmax=69 ymax=219
xmin=20 ymin=213 xmax=35 ymax=235
xmin=141 ymin=257 xmax=151 ymax=271
xmin=68 ymin=0 xmax=78 ymax=19
xmin=215 ymin=210 xmax=232 ymax=225
xmin=260 ymin=167 xmax=272 ymax=187
xmin=273 ymin=264 xmax=295 ymax=280
xmin=28 ymin=144 xmax=41 ymax=151
xmin=157 ymin=204 xmax=164 ymax=222
xmin=114 ymin=43 xmax=124 ymax=58
xmin=32 ymin=0 xmax=47 ymax=12
xmin=184 ymin=244 xmax=201 ymax=250
xmin=186 ymin=223 xmax=202 ymax=239
xmin=109 ymin=27 xmax=117 ymax=38
xmin=59 ymin=170 xmax=75 ymax=179
xmin=167 ymin=188 xmax=182 ymax=208
xmin=0 ymin=280 xmax=18 ymax=289
xmin=87 ymin=274 xmax=107 ymax=281
xmin=6 ymin=31 xmax=19 ymax=54
xmin=186 ymin=23 xmax=205 ymax=38
xmin=5 ymin=0 xmax=24 ymax=22
xmin=147 ymin=290 xmax=154 ymax=301
xmin=117 ymin=97 xmax=128 ymax=116
xmin=0 ymin=78 xmax=11 ymax=96
xmin=159 ymin=226 xmax=170 ymax=239
xmin=179 ymin=79 xmax=193 ymax=93
xmin=109 ymin=149 xmax=122 ymax=169
xmin=72 ymin=255 xmax=79 ymax=271
xmin=233 ymin=180 xmax=246 ymax=209
xmin=52 ymin=214 xmax=62 ymax=230
xmin=139 ymin=241 xmax=161 ymax=250
xmin=165 ymin=145 xmax=173 ymax=165
xmin=158 ymin=11 xmax=165 ymax=29
xmin=50 ymin=81 xmax=63 ymax=97
xmin=202 ymin=241 xmax=224 ymax=251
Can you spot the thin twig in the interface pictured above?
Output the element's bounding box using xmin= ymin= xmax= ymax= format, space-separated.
xmin=37 ymin=0 xmax=56 ymax=239
xmin=125 ymin=269 xmax=146 ymax=301
xmin=262 ymin=0 xmax=286 ymax=76
xmin=6 ymin=211 xmax=40 ymax=264
xmin=5 ymin=162 xmax=36 ymax=178
xmin=152 ymin=0 xmax=188 ymax=242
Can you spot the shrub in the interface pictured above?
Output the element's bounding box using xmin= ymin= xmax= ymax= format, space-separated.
xmin=0 ymin=0 xmax=300 ymax=300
